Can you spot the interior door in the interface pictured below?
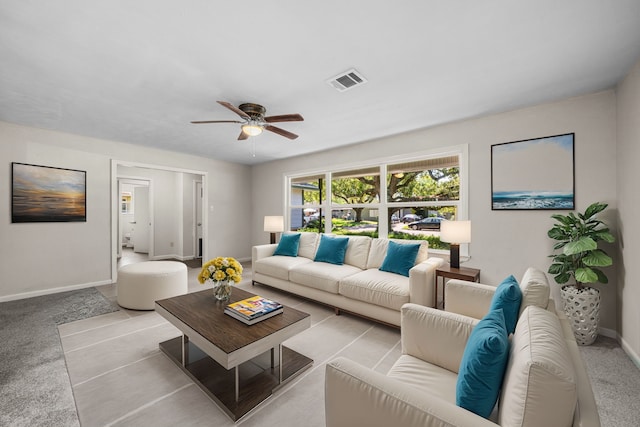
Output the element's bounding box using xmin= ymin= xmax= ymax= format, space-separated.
xmin=133 ymin=186 xmax=150 ymax=253
xmin=195 ymin=181 xmax=203 ymax=258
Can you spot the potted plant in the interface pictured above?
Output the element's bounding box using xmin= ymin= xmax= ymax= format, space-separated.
xmin=547 ymin=202 xmax=615 ymax=345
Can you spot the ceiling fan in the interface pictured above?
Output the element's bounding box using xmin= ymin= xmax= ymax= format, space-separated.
xmin=191 ymin=101 xmax=304 ymax=140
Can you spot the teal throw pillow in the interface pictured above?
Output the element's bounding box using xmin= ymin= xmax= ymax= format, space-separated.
xmin=456 ymin=308 xmax=510 ymax=418
xmin=314 ymin=235 xmax=349 ymax=265
xmin=379 ymin=241 xmax=421 ymax=277
xmin=489 ymin=275 xmax=523 ymax=334
xmin=273 ymin=233 xmax=301 ymax=257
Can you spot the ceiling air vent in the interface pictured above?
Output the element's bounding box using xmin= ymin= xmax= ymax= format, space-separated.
xmin=327 ymin=68 xmax=368 ymax=92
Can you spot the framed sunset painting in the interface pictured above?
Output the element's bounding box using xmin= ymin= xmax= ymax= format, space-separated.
xmin=11 ymin=162 xmax=86 ymax=222
xmin=491 ymin=133 xmax=575 ymax=210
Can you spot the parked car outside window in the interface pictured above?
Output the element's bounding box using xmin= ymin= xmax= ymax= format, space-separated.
xmin=408 ymin=217 xmax=444 ymax=230
xmin=401 ymin=214 xmax=422 ymax=223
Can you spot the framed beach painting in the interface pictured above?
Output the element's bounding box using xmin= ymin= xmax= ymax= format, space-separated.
xmin=491 ymin=133 xmax=575 ymax=210
xmin=11 ymin=162 xmax=86 ymax=222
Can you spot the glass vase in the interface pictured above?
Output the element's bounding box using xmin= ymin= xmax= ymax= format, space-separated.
xmin=213 ymin=280 xmax=232 ymax=301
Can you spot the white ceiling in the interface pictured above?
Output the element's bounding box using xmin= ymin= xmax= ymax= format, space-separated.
xmin=1 ymin=1 xmax=640 ymax=165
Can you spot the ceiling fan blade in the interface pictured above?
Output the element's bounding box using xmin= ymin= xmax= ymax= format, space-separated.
xmin=264 ymin=114 xmax=304 ymax=123
xmin=237 ymin=130 xmax=249 ymax=140
xmin=217 ymin=101 xmax=250 ymax=119
xmin=265 ymin=125 xmax=298 ymax=140
xmin=190 ymin=120 xmax=243 ymax=124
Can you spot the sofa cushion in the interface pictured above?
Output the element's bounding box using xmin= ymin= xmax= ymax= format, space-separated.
xmin=339 ymin=269 xmax=409 ymax=310
xmin=297 ymin=232 xmax=319 ymax=260
xmin=290 ymin=262 xmax=363 ymax=294
xmin=343 ymin=235 xmax=372 ymax=270
xmin=456 ymin=308 xmax=510 ymax=419
xmin=367 ymin=239 xmax=428 ymax=269
xmin=387 ymin=354 xmax=458 ymax=404
xmin=315 ymin=234 xmax=349 ymax=265
xmin=379 ymin=241 xmax=421 ymax=277
xmin=499 ymin=305 xmax=577 ymax=427
xmin=273 ymin=233 xmax=300 ymax=257
xmin=489 ymin=275 xmax=522 ymax=334
xmin=519 ymin=267 xmax=550 ymax=314
xmin=253 ymin=256 xmax=313 ymax=281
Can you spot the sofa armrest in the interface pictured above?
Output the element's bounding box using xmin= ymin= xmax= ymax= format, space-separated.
xmin=401 ymin=303 xmax=478 ymax=373
xmin=444 ymin=280 xmax=496 ymax=319
xmin=325 ymin=357 xmax=498 ymax=427
xmin=251 ymin=244 xmax=277 ymax=264
xmin=409 ymin=257 xmax=444 ymax=307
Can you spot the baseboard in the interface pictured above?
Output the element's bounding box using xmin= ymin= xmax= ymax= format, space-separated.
xmin=150 ymin=254 xmax=194 ymax=261
xmin=598 ymin=326 xmax=617 ymax=339
xmin=0 ymin=279 xmax=113 ymax=303
xmin=599 ymin=327 xmax=640 ymax=371
xmin=619 ymin=335 xmax=640 ymax=371
xmin=151 ymin=255 xmax=250 ymax=263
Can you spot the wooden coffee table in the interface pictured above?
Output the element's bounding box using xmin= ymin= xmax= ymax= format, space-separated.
xmin=155 ymin=288 xmax=312 ymax=421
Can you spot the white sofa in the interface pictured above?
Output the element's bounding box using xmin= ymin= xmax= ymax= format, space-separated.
xmin=252 ymin=232 xmax=444 ymax=326
xmin=325 ymin=268 xmax=600 ymax=427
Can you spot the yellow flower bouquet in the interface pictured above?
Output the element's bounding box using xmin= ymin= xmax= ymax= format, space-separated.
xmin=198 ymin=257 xmax=243 ymax=301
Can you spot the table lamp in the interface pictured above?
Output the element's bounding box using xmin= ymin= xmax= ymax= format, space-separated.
xmin=440 ymin=220 xmax=471 ymax=268
xmin=264 ymin=216 xmax=284 ymax=244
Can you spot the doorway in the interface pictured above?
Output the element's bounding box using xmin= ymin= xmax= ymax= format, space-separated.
xmin=195 ymin=181 xmax=203 ymax=258
xmin=117 ymin=177 xmax=151 ymax=265
xmin=111 ymin=160 xmax=208 ymax=282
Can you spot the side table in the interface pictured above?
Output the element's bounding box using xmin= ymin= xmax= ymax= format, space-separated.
xmin=435 ymin=265 xmax=481 ymax=309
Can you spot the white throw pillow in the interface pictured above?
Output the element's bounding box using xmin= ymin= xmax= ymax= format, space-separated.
xmin=518 ymin=267 xmax=550 ymax=314
xmin=343 ymin=235 xmax=372 ymax=270
xmin=297 ymin=232 xmax=319 ymax=259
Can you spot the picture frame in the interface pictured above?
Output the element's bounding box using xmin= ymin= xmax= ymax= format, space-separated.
xmin=491 ymin=133 xmax=575 ymax=210
xmin=11 ymin=162 xmax=87 ymax=223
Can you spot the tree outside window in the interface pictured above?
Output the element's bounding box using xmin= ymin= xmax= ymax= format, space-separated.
xmin=286 ymin=150 xmax=465 ymax=253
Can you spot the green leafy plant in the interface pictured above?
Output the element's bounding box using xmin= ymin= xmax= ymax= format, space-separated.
xmin=547 ymin=202 xmax=615 ymax=289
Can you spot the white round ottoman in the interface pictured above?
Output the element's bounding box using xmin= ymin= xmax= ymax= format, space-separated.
xmin=117 ymin=261 xmax=188 ymax=310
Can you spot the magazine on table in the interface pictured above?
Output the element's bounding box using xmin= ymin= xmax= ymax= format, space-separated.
xmin=224 ymin=306 xmax=283 ymax=325
xmin=224 ymin=295 xmax=283 ymax=324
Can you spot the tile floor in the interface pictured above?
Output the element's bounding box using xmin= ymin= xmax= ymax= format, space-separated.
xmin=59 ymin=262 xmax=401 ymax=427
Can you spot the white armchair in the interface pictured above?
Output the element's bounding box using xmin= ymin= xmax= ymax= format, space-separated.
xmin=325 ymin=304 xmax=497 ymax=427
xmin=325 ymin=268 xmax=601 ymax=427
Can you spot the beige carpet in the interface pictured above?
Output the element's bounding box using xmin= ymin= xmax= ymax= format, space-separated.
xmin=579 ymin=335 xmax=640 ymax=426
xmin=0 ymin=289 xmax=119 ymax=427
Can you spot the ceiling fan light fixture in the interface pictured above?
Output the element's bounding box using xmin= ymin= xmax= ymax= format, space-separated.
xmin=242 ymin=123 xmax=263 ymax=136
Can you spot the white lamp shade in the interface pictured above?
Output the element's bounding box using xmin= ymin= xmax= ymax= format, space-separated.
xmin=264 ymin=215 xmax=284 ymax=232
xmin=440 ymin=220 xmax=471 ymax=244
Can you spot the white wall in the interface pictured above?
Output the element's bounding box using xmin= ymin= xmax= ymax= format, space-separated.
xmin=251 ymin=91 xmax=619 ymax=331
xmin=0 ymin=121 xmax=251 ymax=301
xmin=616 ymin=59 xmax=640 ymax=364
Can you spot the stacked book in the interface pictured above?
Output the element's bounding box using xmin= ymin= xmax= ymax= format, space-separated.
xmin=224 ymin=295 xmax=284 ymax=325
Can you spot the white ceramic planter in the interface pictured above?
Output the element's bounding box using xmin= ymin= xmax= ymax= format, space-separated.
xmin=561 ymin=285 xmax=600 ymax=345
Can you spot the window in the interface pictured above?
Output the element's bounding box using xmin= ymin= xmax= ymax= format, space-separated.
xmin=330 ymin=167 xmax=380 ymax=236
xmin=286 ymin=145 xmax=468 ymax=253
xmin=121 ymin=192 xmax=132 ymax=213
xmin=289 ymin=174 xmax=326 ymax=231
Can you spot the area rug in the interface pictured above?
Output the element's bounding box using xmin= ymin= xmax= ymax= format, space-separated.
xmin=0 ymin=288 xmax=119 ymax=427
